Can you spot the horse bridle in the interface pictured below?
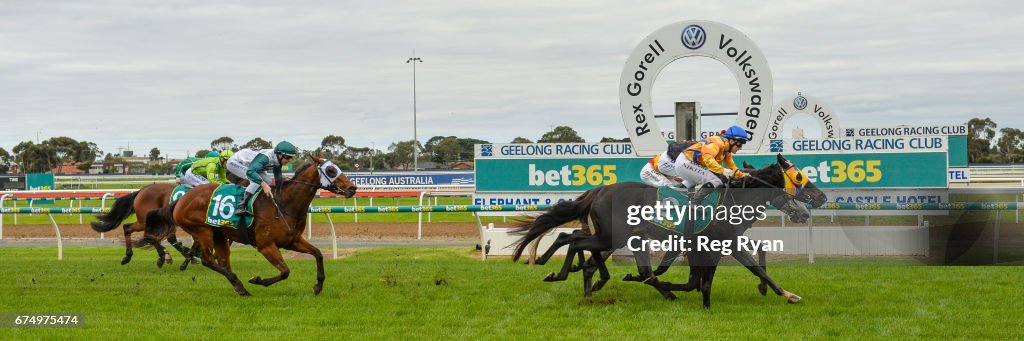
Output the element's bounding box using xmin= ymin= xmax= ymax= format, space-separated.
xmin=275 ymin=161 xmax=348 ymax=219
xmin=743 ymin=164 xmax=809 ymax=202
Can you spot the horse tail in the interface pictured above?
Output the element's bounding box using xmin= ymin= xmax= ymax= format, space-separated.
xmin=511 ymin=189 xmax=598 ymax=262
xmin=133 ymin=200 xmax=178 ymax=248
xmin=90 ymin=191 xmax=139 ymax=233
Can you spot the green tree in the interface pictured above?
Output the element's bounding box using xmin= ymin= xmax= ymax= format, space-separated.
xmin=510 ymin=137 xmax=533 ymax=143
xmin=967 ymin=118 xmax=997 ymax=163
xmin=241 ymin=137 xmax=273 ymax=151
xmin=386 ymin=140 xmax=417 ymax=169
xmin=423 ymin=136 xmax=449 ymax=163
xmin=538 ymin=126 xmax=585 ymax=143
xmin=0 ymin=147 xmax=10 ymax=173
xmin=320 ymin=135 xmax=347 ymax=161
xmin=457 ymin=138 xmax=490 ymax=162
xmin=435 ymin=137 xmax=462 ymax=166
xmin=149 ymin=147 xmax=161 ymax=161
xmin=195 ymin=149 xmax=211 ymax=158
xmin=600 ymin=137 xmax=630 ymax=143
xmin=996 ymin=127 xmax=1024 ymax=163
xmin=210 ymin=136 xmax=236 ymax=151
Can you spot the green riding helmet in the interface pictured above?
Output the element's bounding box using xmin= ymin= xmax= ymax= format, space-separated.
xmin=275 ymin=141 xmax=297 ymax=157
xmin=206 ymin=151 xmax=220 ymax=158
xmin=219 ymin=149 xmax=234 ymax=160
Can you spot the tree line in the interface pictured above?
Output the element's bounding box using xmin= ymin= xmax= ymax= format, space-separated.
xmin=3 ymin=119 xmax=1016 ymax=174
xmin=0 ymin=126 xmax=632 ymax=173
xmin=967 ymin=117 xmax=1024 ymax=163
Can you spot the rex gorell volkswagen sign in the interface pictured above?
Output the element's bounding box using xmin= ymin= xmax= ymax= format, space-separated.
xmin=620 ymin=20 xmax=773 ymax=156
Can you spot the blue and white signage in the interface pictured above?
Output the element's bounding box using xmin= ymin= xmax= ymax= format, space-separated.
xmin=472 ymin=192 xmax=580 ymax=216
xmin=947 ymin=168 xmax=970 ymax=183
xmin=766 ymin=136 xmax=948 ymax=154
xmin=844 ymin=125 xmax=967 ymax=137
xmin=475 ymin=143 xmax=635 ymax=159
xmin=348 ymin=173 xmax=474 ymax=187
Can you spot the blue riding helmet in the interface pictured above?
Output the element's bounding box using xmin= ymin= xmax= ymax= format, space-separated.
xmin=722 ymin=125 xmax=750 ymax=142
xmin=205 ymin=151 xmax=220 ymax=158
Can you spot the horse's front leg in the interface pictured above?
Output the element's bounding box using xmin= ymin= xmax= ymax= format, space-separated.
xmin=283 ymin=237 xmax=325 ymax=295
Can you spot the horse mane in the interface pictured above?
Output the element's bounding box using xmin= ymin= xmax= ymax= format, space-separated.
xmin=732 ymin=163 xmax=781 ymax=188
xmin=291 ymin=160 xmax=316 ymax=179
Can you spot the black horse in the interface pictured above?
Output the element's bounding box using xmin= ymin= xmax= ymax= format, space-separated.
xmin=512 ymin=154 xmax=827 ymax=308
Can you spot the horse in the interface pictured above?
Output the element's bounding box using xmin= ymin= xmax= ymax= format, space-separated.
xmin=512 ymin=154 xmax=827 ymax=309
xmin=526 ymin=159 xmax=818 ymax=287
xmin=138 ymin=154 xmax=357 ymax=296
xmin=90 ymin=183 xmax=192 ymax=268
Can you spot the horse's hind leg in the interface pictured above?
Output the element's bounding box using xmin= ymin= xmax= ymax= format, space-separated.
xmin=757 ymin=250 xmax=768 ymax=296
xmin=150 ymin=238 xmax=168 ymax=268
xmin=282 ymin=237 xmax=325 ymax=295
xmin=700 ymin=264 xmax=719 ymax=309
xmin=652 ymin=250 xmax=682 ymax=276
xmin=193 ymin=229 xmax=249 ymax=296
xmin=168 ymin=234 xmax=190 ymax=258
xmin=732 ymin=248 xmax=800 ymax=303
xmin=587 ymin=250 xmax=611 ymax=293
xmin=121 ymin=223 xmax=140 ymax=265
xmin=534 ymin=232 xmax=573 ymax=266
xmin=180 ymin=241 xmax=202 ymax=271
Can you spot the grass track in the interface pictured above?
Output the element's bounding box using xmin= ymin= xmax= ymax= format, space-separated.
xmin=0 ymin=247 xmax=1022 ymax=339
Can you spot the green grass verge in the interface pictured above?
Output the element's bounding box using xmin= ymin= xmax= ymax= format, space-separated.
xmin=0 ymin=247 xmax=1021 ymax=339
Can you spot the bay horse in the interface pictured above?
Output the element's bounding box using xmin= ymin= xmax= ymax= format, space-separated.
xmin=90 ymin=183 xmax=191 ymax=267
xmin=512 ymin=154 xmax=827 ymax=308
xmin=139 ymin=155 xmax=357 ymax=296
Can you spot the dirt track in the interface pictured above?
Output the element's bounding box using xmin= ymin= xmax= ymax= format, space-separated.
xmin=2 ymin=222 xmax=482 ymax=241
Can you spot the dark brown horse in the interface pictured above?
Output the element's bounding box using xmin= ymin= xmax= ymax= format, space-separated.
xmin=140 ymin=155 xmax=357 ymax=296
xmin=90 ymin=183 xmax=191 ymax=267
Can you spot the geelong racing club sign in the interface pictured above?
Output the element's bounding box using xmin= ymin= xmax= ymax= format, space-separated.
xmin=620 ymin=20 xmax=773 ymax=156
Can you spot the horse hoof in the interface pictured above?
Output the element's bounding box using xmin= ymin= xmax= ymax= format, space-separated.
xmin=622 ymin=274 xmax=635 ymax=281
xmin=179 ymin=263 xmax=188 ymax=271
xmin=313 ymin=284 xmax=323 ymax=296
xmin=663 ymin=292 xmax=677 ymax=301
xmin=156 ymin=259 xmax=165 ymax=268
xmin=543 ymin=273 xmax=557 ymax=282
xmin=120 ymin=257 xmax=131 ymax=265
xmin=248 ymin=277 xmax=262 ymax=285
xmin=786 ymin=293 xmax=802 ymax=304
xmin=758 ymin=283 xmax=768 ymax=296
xmin=237 ymin=290 xmax=251 ymax=296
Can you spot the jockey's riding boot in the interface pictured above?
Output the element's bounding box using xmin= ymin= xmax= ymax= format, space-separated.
xmin=688 ymin=182 xmax=718 ymax=206
xmin=236 ymin=191 xmax=253 ymax=216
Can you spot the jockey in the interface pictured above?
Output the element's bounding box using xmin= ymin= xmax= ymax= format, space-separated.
xmin=173 ymin=151 xmax=216 ymax=185
xmin=225 ymin=141 xmax=298 ymax=216
xmin=660 ymin=125 xmax=750 ymax=204
xmin=639 ymin=141 xmax=687 ymax=187
xmin=179 ymin=150 xmax=234 ymax=188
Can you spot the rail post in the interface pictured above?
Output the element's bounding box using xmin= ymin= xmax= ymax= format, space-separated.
xmin=0 ymin=194 xmax=10 ymax=240
xmin=47 ymin=214 xmax=63 ymax=260
xmin=100 ymin=193 xmax=115 ymax=239
xmin=807 ymin=215 xmax=814 ymax=264
xmin=325 ymin=213 xmax=338 ymax=259
xmin=994 ymin=210 xmax=1001 ymax=264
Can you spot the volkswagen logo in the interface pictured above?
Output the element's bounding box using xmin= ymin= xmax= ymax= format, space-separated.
xmin=793 ymin=95 xmax=808 ymax=110
xmin=680 ymin=25 xmax=706 ymax=50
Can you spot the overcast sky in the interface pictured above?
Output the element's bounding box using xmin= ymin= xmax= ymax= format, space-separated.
xmin=1 ymin=1 xmax=1021 ymax=158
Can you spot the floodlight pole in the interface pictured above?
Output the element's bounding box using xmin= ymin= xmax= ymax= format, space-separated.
xmin=407 ymin=51 xmax=423 ymax=171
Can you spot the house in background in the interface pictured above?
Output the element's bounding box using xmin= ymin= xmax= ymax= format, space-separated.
xmin=50 ymin=162 xmax=87 ymax=175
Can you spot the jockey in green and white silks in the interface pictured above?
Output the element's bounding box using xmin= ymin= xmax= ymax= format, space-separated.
xmin=180 ymin=150 xmax=234 ymax=188
xmin=225 ymin=141 xmax=297 ymax=215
